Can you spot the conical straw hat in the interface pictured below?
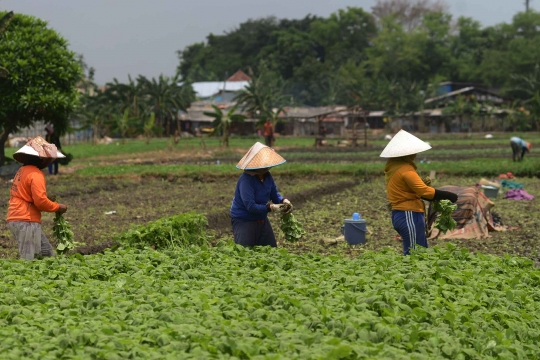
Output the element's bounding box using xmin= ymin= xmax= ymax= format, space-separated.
xmin=380 ymin=130 xmax=432 ymax=158
xmin=13 ymin=136 xmax=65 ymax=163
xmin=236 ymin=142 xmax=286 ymax=170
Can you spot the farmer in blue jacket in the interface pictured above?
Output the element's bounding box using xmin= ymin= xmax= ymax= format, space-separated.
xmin=230 ymin=142 xmax=293 ymax=247
xmin=510 ymin=137 xmax=532 ymax=162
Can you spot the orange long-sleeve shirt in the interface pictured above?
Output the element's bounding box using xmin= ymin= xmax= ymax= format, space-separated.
xmin=385 ymin=160 xmax=435 ymax=212
xmin=7 ymin=165 xmax=59 ymax=223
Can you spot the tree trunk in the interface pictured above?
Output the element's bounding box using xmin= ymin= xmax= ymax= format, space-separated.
xmin=223 ymin=126 xmax=229 ymax=148
xmin=0 ymin=126 xmax=12 ymax=165
xmin=93 ymin=123 xmax=98 ymax=145
xmin=134 ymin=97 xmax=138 ymax=118
xmin=352 ymin=117 xmax=358 ymax=147
xmin=315 ymin=116 xmax=321 ymax=147
xmin=481 ymin=116 xmax=485 ymax=132
xmin=364 ymin=113 xmax=368 ymax=147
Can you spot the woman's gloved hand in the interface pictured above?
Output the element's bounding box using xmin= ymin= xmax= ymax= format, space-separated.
xmin=433 ymin=190 xmax=458 ymax=203
xmin=282 ymin=199 xmax=293 ymax=214
xmin=269 ymin=204 xmax=287 ymax=213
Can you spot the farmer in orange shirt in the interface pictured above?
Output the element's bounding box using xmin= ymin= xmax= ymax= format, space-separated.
xmin=381 ymin=130 xmax=458 ymax=255
xmin=263 ymin=119 xmax=274 ymax=147
xmin=7 ymin=136 xmax=68 ymax=260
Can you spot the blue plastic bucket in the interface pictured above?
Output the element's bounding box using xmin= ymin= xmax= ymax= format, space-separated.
xmin=340 ymin=218 xmax=367 ymax=245
xmin=481 ymin=185 xmax=499 ymax=199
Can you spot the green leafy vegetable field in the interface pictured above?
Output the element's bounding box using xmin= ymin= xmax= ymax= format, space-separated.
xmin=1 ymin=244 xmax=539 ymax=359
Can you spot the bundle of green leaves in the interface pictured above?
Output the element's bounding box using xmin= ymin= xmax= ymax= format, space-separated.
xmin=433 ymin=199 xmax=458 ymax=234
xmin=52 ymin=213 xmax=76 ymax=255
xmin=116 ymin=212 xmax=209 ymax=249
xmin=57 ymin=153 xmax=73 ymax=166
xmin=280 ymin=213 xmax=306 ymax=242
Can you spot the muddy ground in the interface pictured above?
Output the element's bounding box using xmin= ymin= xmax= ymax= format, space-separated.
xmin=1 ymin=173 xmax=538 ymax=262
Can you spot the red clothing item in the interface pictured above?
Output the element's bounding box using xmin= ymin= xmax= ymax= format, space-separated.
xmin=7 ymin=165 xmax=59 ymax=223
xmin=263 ymin=122 xmax=274 ymax=136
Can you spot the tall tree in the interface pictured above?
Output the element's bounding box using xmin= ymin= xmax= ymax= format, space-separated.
xmin=139 ymin=75 xmax=195 ymax=136
xmin=371 ymin=0 xmax=448 ymax=32
xmin=78 ymin=90 xmax=109 ymax=145
xmin=0 ymin=11 xmax=14 ymax=79
xmin=234 ymin=62 xmax=285 ymax=117
xmin=510 ymin=64 xmax=540 ymax=131
xmin=0 ymin=12 xmax=82 ymax=165
xmin=311 ymin=7 xmax=377 ymax=65
xmin=105 ymin=75 xmax=144 ymax=119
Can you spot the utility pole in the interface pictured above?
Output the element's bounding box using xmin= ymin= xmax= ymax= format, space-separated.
xmin=526 ymin=0 xmax=531 ymax=12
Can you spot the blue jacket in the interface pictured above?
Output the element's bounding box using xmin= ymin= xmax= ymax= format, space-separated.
xmin=230 ymin=172 xmax=284 ymax=221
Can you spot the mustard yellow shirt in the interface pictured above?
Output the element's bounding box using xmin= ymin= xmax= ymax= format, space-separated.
xmin=384 ymin=158 xmax=435 ymax=212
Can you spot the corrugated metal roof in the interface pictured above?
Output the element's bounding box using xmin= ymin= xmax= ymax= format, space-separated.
xmin=189 ymin=81 xmax=249 ymax=98
xmin=279 ymin=106 xmax=345 ymax=119
xmin=425 ymin=87 xmax=505 ymax=104
xmin=180 ymin=107 xmax=257 ymax=123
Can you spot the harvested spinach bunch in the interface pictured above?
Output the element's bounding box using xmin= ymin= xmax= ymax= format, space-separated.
xmin=280 ymin=213 xmax=306 ymax=242
xmin=433 ymin=200 xmax=458 ymax=234
xmin=53 ymin=213 xmax=76 ymax=255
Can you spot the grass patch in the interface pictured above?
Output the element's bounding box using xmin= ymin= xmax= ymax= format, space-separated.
xmin=77 ymin=158 xmax=540 ymax=178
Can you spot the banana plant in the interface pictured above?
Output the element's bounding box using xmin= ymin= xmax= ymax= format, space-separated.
xmin=203 ymin=105 xmax=246 ymax=147
xmin=144 ymin=112 xmax=156 ymax=145
xmin=113 ymin=108 xmax=132 ymax=144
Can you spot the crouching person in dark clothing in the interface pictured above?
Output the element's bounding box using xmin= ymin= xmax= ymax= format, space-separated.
xmin=230 ymin=142 xmax=293 ymax=247
xmin=510 ymin=137 xmax=532 ymax=162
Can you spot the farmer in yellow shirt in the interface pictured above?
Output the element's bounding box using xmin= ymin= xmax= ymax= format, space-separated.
xmin=381 ymin=130 xmax=458 ymax=255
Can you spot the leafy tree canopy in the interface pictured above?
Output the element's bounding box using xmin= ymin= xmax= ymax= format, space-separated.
xmin=0 ymin=11 xmax=82 ymax=164
xmin=176 ymin=1 xmax=540 ymax=111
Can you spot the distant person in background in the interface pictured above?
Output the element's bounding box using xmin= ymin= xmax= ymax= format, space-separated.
xmin=263 ymin=119 xmax=274 ymax=147
xmin=510 ymin=137 xmax=532 ymax=162
xmin=44 ymin=125 xmax=61 ymax=175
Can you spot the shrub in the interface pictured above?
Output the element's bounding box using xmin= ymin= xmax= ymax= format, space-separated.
xmin=116 ymin=212 xmax=209 ymax=249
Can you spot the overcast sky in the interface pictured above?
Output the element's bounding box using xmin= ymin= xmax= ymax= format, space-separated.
xmin=1 ymin=0 xmax=533 ymax=84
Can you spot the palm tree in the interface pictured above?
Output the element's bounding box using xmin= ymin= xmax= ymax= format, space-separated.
xmin=511 ymin=64 xmax=540 ymax=131
xmin=234 ymin=76 xmax=270 ymax=118
xmin=144 ymin=112 xmax=156 ymax=145
xmin=203 ymin=105 xmax=246 ymax=147
xmin=105 ymin=75 xmax=144 ymax=119
xmin=78 ymin=91 xmax=111 ymax=145
xmin=139 ymin=74 xmax=194 ymax=137
xmin=114 ymin=108 xmax=131 ymax=144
